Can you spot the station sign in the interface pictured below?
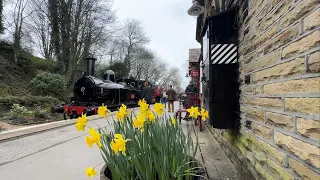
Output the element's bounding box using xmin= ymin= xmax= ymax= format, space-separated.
xmin=190 ymin=70 xmax=200 ymax=77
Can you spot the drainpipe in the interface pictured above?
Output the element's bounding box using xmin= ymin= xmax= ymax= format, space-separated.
xmin=214 ymin=0 xmax=221 ymax=13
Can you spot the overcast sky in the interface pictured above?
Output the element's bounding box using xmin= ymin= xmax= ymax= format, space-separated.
xmin=113 ymin=0 xmax=200 ymax=88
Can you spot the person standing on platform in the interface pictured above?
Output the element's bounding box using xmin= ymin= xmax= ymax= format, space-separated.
xmin=184 ymin=80 xmax=199 ymax=119
xmin=166 ymin=85 xmax=176 ymax=113
xmin=142 ymin=82 xmax=153 ymax=104
xmin=161 ymin=87 xmax=167 ymax=108
xmin=154 ymin=87 xmax=161 ymax=103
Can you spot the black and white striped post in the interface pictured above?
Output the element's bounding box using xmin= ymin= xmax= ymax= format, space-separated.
xmin=210 ymin=44 xmax=238 ymax=64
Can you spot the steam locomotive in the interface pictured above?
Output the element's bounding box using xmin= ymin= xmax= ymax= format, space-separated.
xmin=51 ymin=57 xmax=155 ymax=119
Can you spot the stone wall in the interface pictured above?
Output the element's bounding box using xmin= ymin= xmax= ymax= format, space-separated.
xmin=202 ymin=0 xmax=320 ymax=179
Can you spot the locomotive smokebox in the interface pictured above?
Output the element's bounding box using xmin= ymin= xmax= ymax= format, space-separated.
xmin=86 ymin=56 xmax=97 ymax=76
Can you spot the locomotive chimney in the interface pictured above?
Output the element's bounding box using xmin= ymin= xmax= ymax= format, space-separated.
xmin=86 ymin=56 xmax=97 ymax=76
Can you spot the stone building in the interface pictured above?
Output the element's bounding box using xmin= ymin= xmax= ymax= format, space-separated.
xmin=188 ymin=48 xmax=201 ymax=89
xmin=192 ymin=0 xmax=320 ymax=179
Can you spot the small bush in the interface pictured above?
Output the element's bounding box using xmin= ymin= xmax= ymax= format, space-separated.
xmin=34 ymin=109 xmax=49 ymax=119
xmin=30 ymin=72 xmax=67 ymax=97
xmin=10 ymin=104 xmax=27 ymax=118
xmin=0 ymin=84 xmax=11 ymax=96
xmin=17 ymin=57 xmax=32 ymax=73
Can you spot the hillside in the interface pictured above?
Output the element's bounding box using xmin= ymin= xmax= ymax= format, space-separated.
xmin=0 ymin=55 xmax=32 ymax=96
xmin=0 ymin=42 xmax=53 ymax=97
xmin=0 ymin=42 xmax=64 ymax=131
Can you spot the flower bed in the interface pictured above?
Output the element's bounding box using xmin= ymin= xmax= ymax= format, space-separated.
xmin=75 ymin=99 xmax=209 ymax=179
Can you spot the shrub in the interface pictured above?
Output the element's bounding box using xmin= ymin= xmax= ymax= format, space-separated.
xmin=9 ymin=104 xmax=27 ymax=118
xmin=0 ymin=95 xmax=60 ymax=108
xmin=30 ymin=72 xmax=67 ymax=97
xmin=0 ymin=84 xmax=11 ymax=96
xmin=17 ymin=57 xmax=32 ymax=73
xmin=34 ymin=109 xmax=49 ymax=119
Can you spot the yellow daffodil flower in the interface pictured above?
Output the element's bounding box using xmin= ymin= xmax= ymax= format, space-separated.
xmin=115 ymin=104 xmax=129 ymax=123
xmin=138 ymin=99 xmax=149 ymax=114
xmin=110 ymin=134 xmax=127 ymax=156
xmin=133 ymin=113 xmax=146 ymax=132
xmin=75 ymin=113 xmax=87 ymax=132
xmin=98 ymin=104 xmax=108 ymax=118
xmin=201 ymin=109 xmax=209 ymax=121
xmin=86 ymin=128 xmax=102 ymax=149
xmin=85 ymin=167 xmax=97 ymax=178
xmin=138 ymin=99 xmax=146 ymax=106
xmin=187 ymin=106 xmax=200 ymax=119
xmin=171 ymin=116 xmax=176 ymax=126
xmin=146 ymin=109 xmax=155 ymax=123
xmin=119 ymin=104 xmax=130 ymax=115
xmin=154 ymin=103 xmax=165 ymax=116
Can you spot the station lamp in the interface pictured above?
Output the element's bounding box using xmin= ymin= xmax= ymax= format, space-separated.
xmin=187 ymin=0 xmax=205 ymax=17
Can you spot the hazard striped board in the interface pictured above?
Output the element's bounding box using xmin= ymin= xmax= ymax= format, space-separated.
xmin=210 ymin=44 xmax=238 ymax=64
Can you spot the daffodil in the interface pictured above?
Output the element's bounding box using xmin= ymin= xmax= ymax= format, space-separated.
xmin=187 ymin=106 xmax=200 ymax=119
xmin=138 ymin=99 xmax=149 ymax=114
xmin=171 ymin=116 xmax=176 ymax=126
xmin=75 ymin=113 xmax=87 ymax=132
xmin=138 ymin=99 xmax=146 ymax=106
xmin=119 ymin=104 xmax=130 ymax=115
xmin=201 ymin=109 xmax=209 ymax=121
xmin=85 ymin=167 xmax=97 ymax=178
xmin=133 ymin=113 xmax=146 ymax=132
xmin=115 ymin=104 xmax=129 ymax=123
xmin=154 ymin=103 xmax=165 ymax=116
xmin=86 ymin=128 xmax=102 ymax=149
xmin=110 ymin=134 xmax=127 ymax=156
xmin=98 ymin=104 xmax=108 ymax=118
xmin=146 ymin=109 xmax=156 ymax=122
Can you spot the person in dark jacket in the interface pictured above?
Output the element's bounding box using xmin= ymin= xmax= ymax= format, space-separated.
xmin=184 ymin=80 xmax=198 ymax=119
xmin=185 ymin=80 xmax=198 ymax=93
xmin=166 ymin=85 xmax=176 ymax=113
xmin=142 ymin=82 xmax=153 ymax=104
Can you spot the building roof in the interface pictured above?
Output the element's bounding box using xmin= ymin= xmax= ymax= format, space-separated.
xmin=189 ymin=48 xmax=201 ymax=63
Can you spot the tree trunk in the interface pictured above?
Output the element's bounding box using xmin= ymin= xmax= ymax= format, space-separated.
xmin=48 ymin=0 xmax=62 ymax=70
xmin=0 ymin=0 xmax=3 ymax=33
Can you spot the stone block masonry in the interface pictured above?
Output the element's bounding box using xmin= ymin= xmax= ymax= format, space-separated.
xmin=202 ymin=0 xmax=320 ymax=179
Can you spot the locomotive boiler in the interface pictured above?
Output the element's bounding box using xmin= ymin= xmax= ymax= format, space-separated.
xmin=51 ymin=57 xmax=153 ymax=119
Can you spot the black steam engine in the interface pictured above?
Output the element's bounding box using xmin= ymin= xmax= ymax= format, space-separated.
xmin=51 ymin=57 xmax=153 ymax=119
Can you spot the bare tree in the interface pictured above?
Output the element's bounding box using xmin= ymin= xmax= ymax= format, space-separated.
xmin=149 ymin=61 xmax=167 ymax=84
xmin=121 ymin=18 xmax=149 ymax=70
xmin=4 ymin=0 xmax=33 ymax=62
xmin=42 ymin=0 xmax=116 ymax=85
xmin=160 ymin=67 xmax=181 ymax=88
xmin=130 ymin=46 xmax=154 ymax=80
xmin=26 ymin=0 xmax=53 ymax=60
